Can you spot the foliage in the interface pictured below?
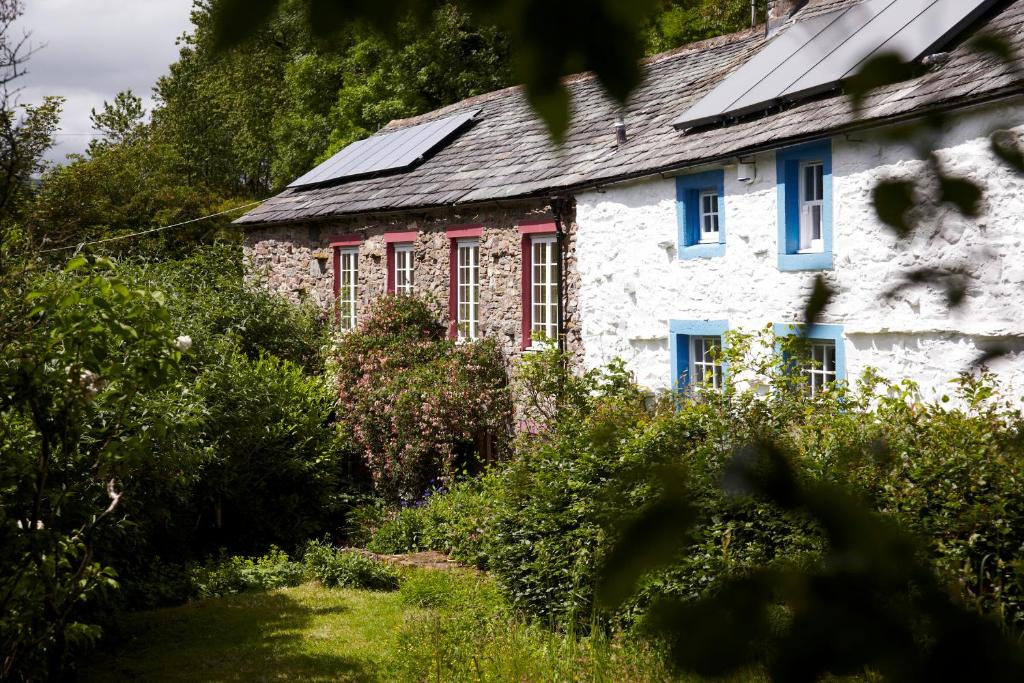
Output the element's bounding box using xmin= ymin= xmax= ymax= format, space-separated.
xmin=364 ymin=476 xmax=499 ymax=570
xmin=129 ymin=245 xmax=328 ymax=373
xmin=488 ymin=352 xmax=652 ymax=627
xmin=154 ymin=1 xmax=512 ymax=195
xmin=334 ymin=294 xmax=512 ymax=501
xmin=366 ymin=507 xmax=429 ymax=555
xmin=0 ymin=241 xmax=350 ymax=680
xmin=642 ymin=0 xmax=762 ymax=54
xmin=192 ymin=547 xmax=306 ymax=598
xmin=380 ymin=335 xmax=1024 ymax=654
xmin=0 ymin=96 xmax=63 ymax=224
xmin=88 ymin=91 xmax=146 ymax=155
xmin=302 ymin=540 xmax=400 ymax=591
xmin=0 ymin=255 xmax=188 ymax=679
xmin=606 ymin=437 xmax=1024 ymax=681
xmin=87 ymin=246 xmax=344 ymax=599
xmin=210 ymin=0 xmax=661 ymax=141
xmin=190 ymin=348 xmax=346 ymax=554
xmin=29 ymin=106 xmax=235 ymax=257
xmin=392 ymin=569 xmax=674 ymax=683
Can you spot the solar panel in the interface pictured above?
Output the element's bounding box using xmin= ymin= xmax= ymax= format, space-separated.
xmin=288 ymin=108 xmax=481 ymax=188
xmin=671 ymin=0 xmax=998 ymax=131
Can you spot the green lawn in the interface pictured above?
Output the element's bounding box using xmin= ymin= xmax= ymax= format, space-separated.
xmin=81 ymin=571 xmax=704 ymax=682
xmin=83 ymin=583 xmax=419 ymax=682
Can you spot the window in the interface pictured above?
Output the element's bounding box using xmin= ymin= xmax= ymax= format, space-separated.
xmin=773 ymin=323 xmax=846 ymax=394
xmin=393 ymin=244 xmax=413 ymax=295
xmin=519 ymin=222 xmax=560 ymax=349
xmin=799 ymin=161 xmax=824 ymax=252
xmin=336 ymin=247 xmax=359 ymax=330
xmin=690 ymin=336 xmax=724 ymax=388
xmin=699 ymin=190 xmax=720 ymax=243
xmin=669 ymin=320 xmax=729 ymax=391
xmin=456 ymin=239 xmax=479 ymax=340
xmin=527 ymin=234 xmax=559 ymax=345
xmin=676 ymin=170 xmax=726 ymax=259
xmin=777 ymin=140 xmax=833 ymax=271
xmin=385 ymin=230 xmax=418 ymax=295
xmin=805 ymin=339 xmax=837 ymax=396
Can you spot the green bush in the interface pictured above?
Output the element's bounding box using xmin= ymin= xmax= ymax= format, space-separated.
xmin=192 ymin=547 xmax=306 ymax=598
xmin=364 ymin=478 xmax=497 ymax=568
xmin=395 ymin=336 xmax=1024 ymax=635
xmin=123 ymin=245 xmax=328 ymax=374
xmin=367 ymin=507 xmax=429 ymax=554
xmin=302 ymin=540 xmax=400 ymax=591
xmin=192 ymin=349 xmax=351 ymax=553
xmin=0 ymin=255 xmax=191 ymax=678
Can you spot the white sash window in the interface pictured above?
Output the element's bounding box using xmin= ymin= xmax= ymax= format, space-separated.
xmin=457 ymin=240 xmax=479 ymax=340
xmin=337 ymin=247 xmax=359 ymax=330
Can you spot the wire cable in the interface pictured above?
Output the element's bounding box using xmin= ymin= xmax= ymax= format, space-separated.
xmin=38 ymin=200 xmax=263 ymax=255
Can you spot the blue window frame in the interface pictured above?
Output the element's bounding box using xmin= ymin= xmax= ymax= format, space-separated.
xmin=776 ymin=140 xmax=833 ymax=271
xmin=773 ymin=323 xmax=846 ymax=392
xmin=676 ymin=170 xmax=726 ymax=260
xmin=669 ymin=319 xmax=729 ymax=390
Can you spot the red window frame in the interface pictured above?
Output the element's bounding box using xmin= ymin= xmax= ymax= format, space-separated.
xmin=384 ymin=230 xmax=417 ymax=294
xmin=329 ymin=234 xmax=362 ymax=325
xmin=446 ymin=225 xmax=483 ymax=339
xmin=518 ymin=220 xmax=558 ymax=350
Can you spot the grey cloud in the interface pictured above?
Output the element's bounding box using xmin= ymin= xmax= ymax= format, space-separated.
xmin=16 ymin=0 xmax=193 ymax=161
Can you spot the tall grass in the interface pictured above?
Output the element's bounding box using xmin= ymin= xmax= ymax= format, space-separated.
xmin=389 ymin=569 xmax=673 ymax=682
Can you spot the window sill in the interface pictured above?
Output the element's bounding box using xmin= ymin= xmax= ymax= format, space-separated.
xmin=523 ymin=341 xmax=556 ymax=353
xmin=678 ymin=243 xmax=726 ymax=260
xmin=778 ymin=251 xmax=833 ymax=272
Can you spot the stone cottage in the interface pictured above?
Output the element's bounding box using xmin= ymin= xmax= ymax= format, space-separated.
xmin=238 ymin=0 xmax=1024 ymax=401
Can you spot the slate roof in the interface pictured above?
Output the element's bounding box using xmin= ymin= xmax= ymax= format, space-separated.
xmin=237 ymin=0 xmax=1024 ymax=226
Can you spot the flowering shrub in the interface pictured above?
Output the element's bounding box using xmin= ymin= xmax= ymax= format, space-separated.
xmin=334 ymin=295 xmax=512 ymax=501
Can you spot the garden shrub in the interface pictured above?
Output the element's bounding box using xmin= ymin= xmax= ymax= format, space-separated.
xmin=412 ymin=335 xmax=1024 ymax=635
xmin=125 ymin=245 xmax=328 ymax=374
xmin=302 ymin=540 xmax=401 ymax=591
xmin=192 ymin=547 xmax=305 ymax=598
xmin=364 ymin=477 xmax=498 ymax=568
xmin=191 ymin=349 xmax=352 ymax=554
xmin=0 ymin=256 xmax=192 ymax=679
xmin=367 ymin=507 xmax=430 ymax=554
xmin=333 ymin=294 xmax=513 ymax=501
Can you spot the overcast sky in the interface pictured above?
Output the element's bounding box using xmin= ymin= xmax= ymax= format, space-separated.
xmin=15 ymin=0 xmax=195 ymax=163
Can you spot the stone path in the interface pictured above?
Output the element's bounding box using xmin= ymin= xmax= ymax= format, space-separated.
xmin=353 ymin=548 xmax=467 ymax=571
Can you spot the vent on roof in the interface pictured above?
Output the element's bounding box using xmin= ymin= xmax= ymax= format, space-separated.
xmin=672 ymin=0 xmax=998 ymax=131
xmin=288 ymin=108 xmax=481 ymax=188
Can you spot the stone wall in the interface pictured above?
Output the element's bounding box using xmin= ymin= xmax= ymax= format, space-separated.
xmin=574 ymin=99 xmax=1024 ymax=402
xmin=243 ymin=199 xmax=582 ymax=363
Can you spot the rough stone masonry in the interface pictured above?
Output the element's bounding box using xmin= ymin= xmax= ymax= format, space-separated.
xmin=242 ymin=198 xmax=583 ymax=364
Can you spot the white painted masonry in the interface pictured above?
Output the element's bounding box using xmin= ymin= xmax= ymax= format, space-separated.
xmin=575 ymin=99 xmax=1024 ymax=402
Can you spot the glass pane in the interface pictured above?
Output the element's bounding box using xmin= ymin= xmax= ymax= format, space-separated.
xmin=812 ymin=206 xmax=822 ymax=240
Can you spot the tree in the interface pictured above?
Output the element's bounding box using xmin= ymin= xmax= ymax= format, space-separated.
xmin=210 ymin=0 xmax=662 ymax=140
xmin=87 ymin=90 xmax=145 ymax=155
xmin=0 ymin=256 xmax=188 ymax=678
xmin=643 ymin=0 xmax=762 ymax=54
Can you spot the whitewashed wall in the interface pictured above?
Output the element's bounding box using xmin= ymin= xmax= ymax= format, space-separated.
xmin=574 ymin=99 xmax=1024 ymax=402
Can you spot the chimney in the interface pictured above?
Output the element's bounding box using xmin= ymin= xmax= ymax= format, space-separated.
xmin=769 ymin=0 xmax=807 ymax=25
